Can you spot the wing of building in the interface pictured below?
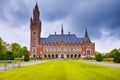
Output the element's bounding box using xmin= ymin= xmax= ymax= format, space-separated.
xmin=30 ymin=3 xmax=95 ymax=59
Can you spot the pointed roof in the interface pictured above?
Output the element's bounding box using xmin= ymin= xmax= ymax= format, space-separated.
xmin=84 ymin=29 xmax=91 ymax=43
xmin=61 ymin=24 xmax=64 ymax=35
xmin=85 ymin=29 xmax=89 ymax=38
xmin=35 ymin=2 xmax=39 ymax=10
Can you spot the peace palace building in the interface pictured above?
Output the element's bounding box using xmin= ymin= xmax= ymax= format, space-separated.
xmin=30 ymin=3 xmax=95 ymax=59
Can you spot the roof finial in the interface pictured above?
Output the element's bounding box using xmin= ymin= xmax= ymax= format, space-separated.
xmin=61 ymin=24 xmax=64 ymax=35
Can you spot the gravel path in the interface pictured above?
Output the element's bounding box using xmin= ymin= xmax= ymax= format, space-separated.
xmin=81 ymin=60 xmax=120 ymax=69
xmin=0 ymin=60 xmax=47 ymax=72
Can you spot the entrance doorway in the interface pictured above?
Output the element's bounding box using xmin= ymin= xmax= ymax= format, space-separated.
xmin=61 ymin=54 xmax=64 ymax=59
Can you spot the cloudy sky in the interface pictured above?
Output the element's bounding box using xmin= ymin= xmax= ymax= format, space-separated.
xmin=0 ymin=0 xmax=120 ymax=52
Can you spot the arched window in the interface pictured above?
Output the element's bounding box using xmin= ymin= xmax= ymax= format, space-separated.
xmin=74 ymin=54 xmax=77 ymax=58
xmin=87 ymin=50 xmax=91 ymax=55
xmin=78 ymin=54 xmax=81 ymax=58
xmin=67 ymin=54 xmax=69 ymax=58
xmin=52 ymin=54 xmax=54 ymax=58
xmin=48 ymin=54 xmax=50 ymax=58
xmin=55 ymin=54 xmax=58 ymax=58
xmin=44 ymin=54 xmax=47 ymax=58
xmin=71 ymin=54 xmax=73 ymax=58
xmin=32 ymin=47 xmax=36 ymax=53
xmin=33 ymin=54 xmax=36 ymax=58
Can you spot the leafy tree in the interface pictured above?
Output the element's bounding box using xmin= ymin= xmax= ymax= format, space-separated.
xmin=0 ymin=38 xmax=7 ymax=60
xmin=5 ymin=51 xmax=14 ymax=60
xmin=17 ymin=48 xmax=24 ymax=58
xmin=0 ymin=53 xmax=5 ymax=60
xmin=0 ymin=37 xmax=30 ymax=60
xmin=22 ymin=47 xmax=29 ymax=61
xmin=113 ymin=50 xmax=120 ymax=63
xmin=11 ymin=43 xmax=21 ymax=58
xmin=108 ymin=49 xmax=118 ymax=58
xmin=0 ymin=38 xmax=7 ymax=54
xmin=96 ymin=52 xmax=103 ymax=61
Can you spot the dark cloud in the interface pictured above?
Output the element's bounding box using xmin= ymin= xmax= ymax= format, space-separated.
xmin=0 ymin=0 xmax=31 ymax=27
xmin=0 ymin=0 xmax=120 ymax=39
xmin=39 ymin=0 xmax=77 ymax=21
xmin=36 ymin=0 xmax=120 ymax=39
xmin=67 ymin=0 xmax=120 ymax=39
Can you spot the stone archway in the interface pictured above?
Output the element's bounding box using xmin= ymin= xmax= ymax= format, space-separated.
xmin=61 ymin=54 xmax=64 ymax=58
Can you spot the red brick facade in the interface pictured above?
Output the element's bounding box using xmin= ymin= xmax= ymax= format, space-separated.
xmin=30 ymin=3 xmax=95 ymax=59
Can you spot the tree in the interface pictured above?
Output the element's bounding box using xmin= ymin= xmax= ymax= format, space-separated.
xmin=5 ymin=51 xmax=14 ymax=60
xmin=0 ymin=37 xmax=29 ymax=60
xmin=0 ymin=38 xmax=7 ymax=54
xmin=113 ymin=50 xmax=120 ymax=63
xmin=0 ymin=53 xmax=5 ymax=60
xmin=96 ymin=52 xmax=103 ymax=61
xmin=22 ymin=47 xmax=30 ymax=61
xmin=0 ymin=38 xmax=7 ymax=60
xmin=17 ymin=48 xmax=23 ymax=58
xmin=11 ymin=43 xmax=21 ymax=58
xmin=108 ymin=49 xmax=118 ymax=58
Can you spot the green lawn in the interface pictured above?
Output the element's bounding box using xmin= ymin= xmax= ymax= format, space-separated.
xmin=0 ymin=60 xmax=120 ymax=80
xmin=0 ymin=62 xmax=4 ymax=66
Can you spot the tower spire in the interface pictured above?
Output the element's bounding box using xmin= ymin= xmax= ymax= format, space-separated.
xmin=33 ymin=2 xmax=39 ymax=22
xmin=84 ymin=28 xmax=91 ymax=43
xmin=35 ymin=1 xmax=38 ymax=10
xmin=61 ymin=24 xmax=64 ymax=35
xmin=85 ymin=28 xmax=89 ymax=38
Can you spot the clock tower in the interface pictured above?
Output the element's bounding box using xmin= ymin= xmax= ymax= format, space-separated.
xmin=30 ymin=3 xmax=41 ymax=57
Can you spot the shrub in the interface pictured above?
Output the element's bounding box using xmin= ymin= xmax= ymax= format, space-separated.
xmin=96 ymin=53 xmax=103 ymax=61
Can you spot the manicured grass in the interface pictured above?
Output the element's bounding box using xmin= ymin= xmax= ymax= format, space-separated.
xmin=0 ymin=62 xmax=4 ymax=66
xmin=0 ymin=60 xmax=120 ymax=80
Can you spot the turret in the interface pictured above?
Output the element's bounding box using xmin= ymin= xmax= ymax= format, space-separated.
xmin=61 ymin=24 xmax=64 ymax=35
xmin=84 ymin=29 xmax=91 ymax=43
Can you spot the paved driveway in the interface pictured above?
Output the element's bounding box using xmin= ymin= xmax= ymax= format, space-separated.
xmin=0 ymin=60 xmax=47 ymax=71
xmin=81 ymin=60 xmax=120 ymax=69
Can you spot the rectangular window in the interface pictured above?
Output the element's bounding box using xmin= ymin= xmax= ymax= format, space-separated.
xmin=32 ymin=47 xmax=36 ymax=53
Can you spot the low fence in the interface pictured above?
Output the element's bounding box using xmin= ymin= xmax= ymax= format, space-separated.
xmin=0 ymin=60 xmax=21 ymax=71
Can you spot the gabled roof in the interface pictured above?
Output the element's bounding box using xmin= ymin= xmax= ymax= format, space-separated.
xmin=40 ymin=34 xmax=87 ymax=45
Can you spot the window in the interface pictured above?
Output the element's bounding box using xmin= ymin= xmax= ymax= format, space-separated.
xmin=55 ymin=54 xmax=58 ymax=58
xmin=44 ymin=54 xmax=47 ymax=58
xmin=67 ymin=54 xmax=69 ymax=58
xmin=43 ymin=48 xmax=46 ymax=52
xmin=52 ymin=54 xmax=54 ymax=58
xmin=32 ymin=47 xmax=36 ymax=53
xmin=74 ymin=54 xmax=77 ymax=58
xmin=78 ymin=54 xmax=81 ymax=58
xmin=87 ymin=50 xmax=91 ymax=55
xmin=71 ymin=54 xmax=73 ymax=58
xmin=48 ymin=54 xmax=50 ymax=58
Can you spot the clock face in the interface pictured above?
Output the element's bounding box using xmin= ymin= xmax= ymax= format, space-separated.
xmin=33 ymin=31 xmax=36 ymax=35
